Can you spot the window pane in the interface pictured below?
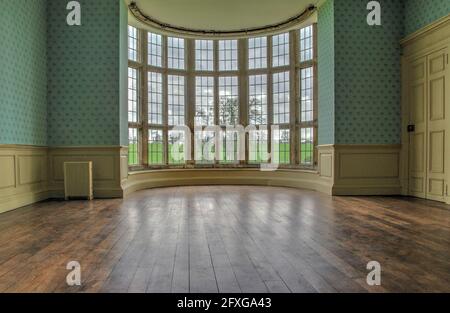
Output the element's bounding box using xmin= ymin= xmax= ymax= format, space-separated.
xmin=195 ymin=131 xmax=215 ymax=164
xmin=148 ymin=72 xmax=163 ymax=125
xmin=195 ymin=40 xmax=214 ymax=71
xmin=249 ymin=75 xmax=267 ymax=125
xmin=219 ymin=76 xmax=239 ymax=126
xmin=168 ymin=75 xmax=185 ymax=126
xmin=128 ymin=67 xmax=138 ymax=123
xmin=148 ymin=129 xmax=164 ymax=165
xmin=220 ymin=130 xmax=239 ymax=164
xmin=219 ymin=40 xmax=238 ymax=71
xmin=169 ymin=130 xmax=185 ymax=165
xmin=272 ymin=129 xmax=290 ymax=164
xmin=195 ymin=76 xmax=215 ymax=126
xmin=300 ymin=67 xmax=314 ymax=122
xmin=300 ymin=128 xmax=314 ymax=165
xmin=248 ymin=129 xmax=268 ymax=163
xmin=273 ymin=71 xmax=290 ymax=124
xmin=272 ymin=33 xmax=289 ymax=67
xmin=128 ymin=128 xmax=139 ymax=165
xmin=168 ymin=37 xmax=185 ymax=70
xmin=128 ymin=25 xmax=138 ymax=61
xmin=248 ymin=37 xmax=267 ymax=69
xmin=300 ymin=25 xmax=314 ymax=62
xmin=148 ymin=32 xmax=162 ymax=67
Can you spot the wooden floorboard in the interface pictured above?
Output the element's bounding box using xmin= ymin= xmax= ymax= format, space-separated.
xmin=0 ymin=186 xmax=449 ymax=293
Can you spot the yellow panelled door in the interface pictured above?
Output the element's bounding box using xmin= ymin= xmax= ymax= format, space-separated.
xmin=408 ymin=47 xmax=450 ymax=203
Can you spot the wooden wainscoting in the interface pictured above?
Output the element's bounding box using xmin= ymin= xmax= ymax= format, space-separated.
xmin=120 ymin=146 xmax=129 ymax=187
xmin=0 ymin=143 xmax=404 ymax=213
xmin=318 ymin=144 xmax=402 ymax=196
xmin=120 ymin=144 xmax=403 ymax=197
xmin=317 ymin=144 xmax=334 ymax=193
xmin=333 ymin=145 xmax=402 ymax=195
xmin=0 ymin=145 xmax=128 ymax=213
xmin=0 ymin=145 xmax=49 ymax=214
xmin=48 ymin=146 xmax=126 ymax=199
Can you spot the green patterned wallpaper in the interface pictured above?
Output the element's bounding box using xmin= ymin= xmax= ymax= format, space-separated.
xmin=119 ymin=0 xmax=129 ymax=146
xmin=0 ymin=0 xmax=48 ymax=146
xmin=405 ymin=0 xmax=450 ymax=35
xmin=47 ymin=0 xmax=127 ymax=146
xmin=3 ymin=0 xmax=448 ymax=148
xmin=318 ymin=0 xmax=335 ymax=145
xmin=318 ymin=0 xmax=404 ymax=145
xmin=334 ymin=0 xmax=404 ymax=144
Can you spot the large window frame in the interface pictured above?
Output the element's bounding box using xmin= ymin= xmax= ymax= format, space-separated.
xmin=127 ymin=24 xmax=318 ymax=170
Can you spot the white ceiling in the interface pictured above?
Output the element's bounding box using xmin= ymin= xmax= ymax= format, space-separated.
xmin=127 ymin=0 xmax=318 ymax=32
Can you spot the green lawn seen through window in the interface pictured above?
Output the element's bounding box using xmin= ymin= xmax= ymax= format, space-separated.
xmin=128 ymin=144 xmax=138 ymax=165
xmin=129 ymin=143 xmax=313 ymax=165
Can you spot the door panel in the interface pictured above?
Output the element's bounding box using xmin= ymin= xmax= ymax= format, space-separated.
xmin=429 ymin=77 xmax=445 ymax=120
xmin=429 ymin=179 xmax=445 ymax=197
xmin=408 ymin=57 xmax=427 ymax=199
xmin=412 ymin=84 xmax=425 ymax=122
xmin=430 ymin=53 xmax=445 ymax=74
xmin=429 ymin=130 xmax=444 ymax=174
xmin=426 ymin=48 xmax=448 ymax=202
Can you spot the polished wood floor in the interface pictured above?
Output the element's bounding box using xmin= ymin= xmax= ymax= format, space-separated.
xmin=0 ymin=186 xmax=449 ymax=293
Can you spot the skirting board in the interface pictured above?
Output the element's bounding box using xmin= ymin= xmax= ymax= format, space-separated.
xmin=0 ymin=190 xmax=49 ymax=215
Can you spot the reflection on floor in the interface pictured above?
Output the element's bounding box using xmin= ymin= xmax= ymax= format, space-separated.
xmin=0 ymin=186 xmax=449 ymax=293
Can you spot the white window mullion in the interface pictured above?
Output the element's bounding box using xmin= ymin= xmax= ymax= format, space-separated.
xmin=267 ymin=35 xmax=273 ymax=161
xmin=290 ymin=30 xmax=299 ymax=165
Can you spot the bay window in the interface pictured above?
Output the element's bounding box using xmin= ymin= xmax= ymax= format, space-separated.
xmin=127 ymin=23 xmax=317 ymax=169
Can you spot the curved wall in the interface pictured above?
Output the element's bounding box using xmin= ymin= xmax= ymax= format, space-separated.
xmin=122 ymin=144 xmax=404 ymax=198
xmin=123 ymin=168 xmax=332 ymax=196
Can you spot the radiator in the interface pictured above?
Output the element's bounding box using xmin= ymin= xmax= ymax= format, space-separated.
xmin=64 ymin=162 xmax=93 ymax=200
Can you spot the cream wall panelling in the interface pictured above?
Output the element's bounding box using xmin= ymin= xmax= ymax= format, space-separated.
xmin=124 ymin=144 xmax=402 ymax=197
xmin=0 ymin=145 xmax=48 ymax=214
xmin=47 ymin=147 xmax=126 ymax=199
xmin=0 ymin=146 xmax=127 ymax=214
xmin=0 ymin=143 xmax=405 ymax=213
xmin=332 ymin=145 xmax=402 ymax=196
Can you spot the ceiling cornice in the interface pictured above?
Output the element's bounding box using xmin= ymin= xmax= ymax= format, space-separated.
xmin=129 ymin=1 xmax=317 ymax=38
